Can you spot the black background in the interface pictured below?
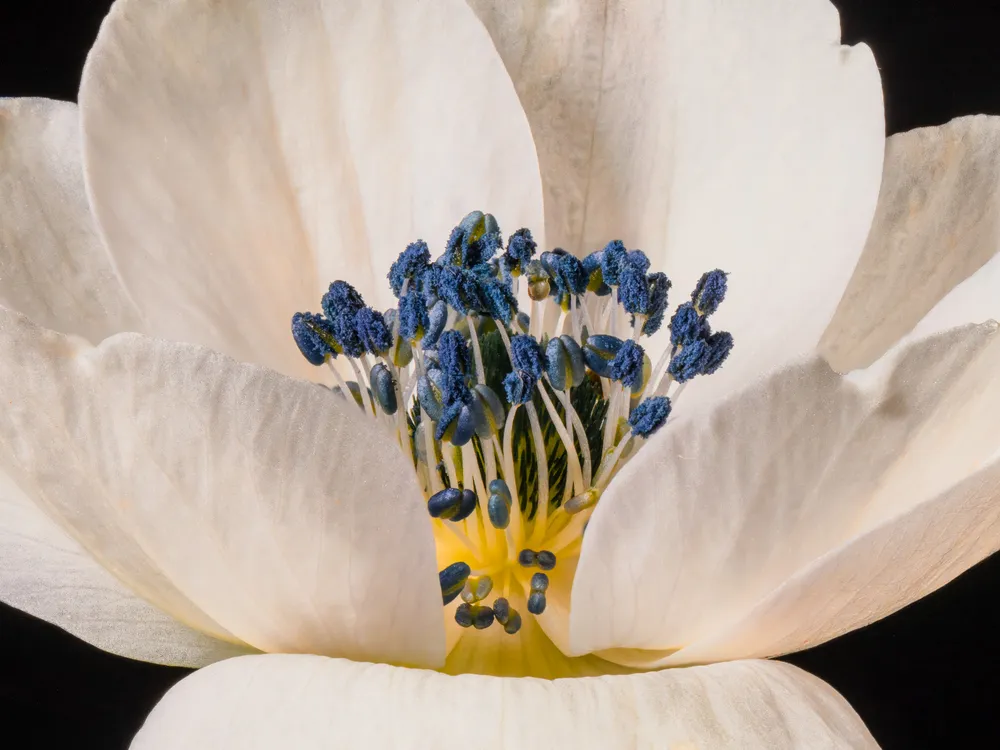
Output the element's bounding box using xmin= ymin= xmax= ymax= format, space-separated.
xmin=1 ymin=1 xmax=999 ymax=748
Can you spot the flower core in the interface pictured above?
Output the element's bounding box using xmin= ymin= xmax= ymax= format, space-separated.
xmin=292 ymin=212 xmax=732 ymax=674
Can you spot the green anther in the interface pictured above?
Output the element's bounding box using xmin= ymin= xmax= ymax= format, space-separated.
xmin=461 ymin=575 xmax=494 ymax=604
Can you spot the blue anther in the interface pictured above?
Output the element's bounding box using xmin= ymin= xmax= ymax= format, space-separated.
xmin=518 ymin=549 xmax=537 ymax=567
xmin=642 ymin=272 xmax=672 ymax=335
xmin=503 ymin=371 xmax=535 ymax=404
xmin=355 ymin=307 xmax=392 ymax=355
xmin=610 ymin=339 xmax=646 ymax=390
xmin=629 ymin=396 xmax=673 ymax=438
xmin=600 ymin=240 xmax=627 ymax=286
xmin=440 ymin=561 xmax=471 ymax=605
xmin=530 ymin=572 xmax=550 ymax=592
xmin=702 ymin=331 xmax=734 ymax=375
xmin=559 ymin=335 xmax=586 ymax=387
xmin=669 ymin=302 xmax=708 ymax=348
xmin=472 ymin=605 xmax=496 ymax=630
xmin=322 ymin=281 xmax=366 ymax=357
xmin=370 ymin=363 xmax=398 ymax=414
xmin=545 ymin=336 xmax=570 ymax=390
xmin=489 ymin=478 xmax=512 ymax=502
xmin=516 ymin=311 xmax=531 ymax=332
xmin=667 ymin=339 xmax=709 ymax=382
xmin=428 ymin=266 xmax=482 ymax=316
xmin=291 ymin=312 xmax=335 ymax=366
xmin=488 ymin=492 xmax=511 ymax=529
xmin=536 ymin=550 xmax=556 ymax=571
xmin=446 ymin=211 xmax=502 ymax=267
xmin=436 ymin=401 xmax=477 ymax=446
xmin=477 ymin=275 xmax=517 ymax=323
xmin=543 ymin=250 xmax=588 ymax=301
xmin=582 ymin=334 xmax=624 ymax=378
xmin=510 ymin=335 xmax=546 ymax=379
xmin=504 ymin=228 xmax=537 ymax=273
xmin=417 ymin=369 xmax=445 ymax=422
xmin=423 ymin=300 xmax=448 ymax=348
xmin=437 ymin=330 xmax=474 ymax=398
xmin=617 ymin=262 xmax=650 ymax=315
xmin=527 ymin=591 xmax=547 ymax=615
xmin=493 ymin=597 xmax=510 ymax=624
xmin=454 ymin=488 xmax=479 ymax=522
xmin=427 ymin=487 xmax=464 ymax=519
xmin=455 ymin=602 xmax=474 ymax=628
xmin=504 ymin=610 xmax=523 ymax=634
xmin=388 ymin=240 xmax=431 ymax=297
xmin=692 ymin=269 xmax=728 ymax=315
xmin=398 ymin=290 xmax=429 ymax=342
xmin=473 ymin=385 xmax=505 ymax=434
xmin=627 ymin=249 xmax=651 ymax=275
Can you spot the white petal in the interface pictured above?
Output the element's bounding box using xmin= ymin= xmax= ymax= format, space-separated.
xmin=0 ymin=308 xmax=444 ymax=667
xmin=469 ymin=0 xmax=884 ymax=413
xmin=130 ymin=654 xmax=877 ymax=749
xmin=0 ymin=97 xmax=142 ymax=339
xmin=80 ymin=0 xmax=543 ymax=380
xmin=822 ymin=115 xmax=1000 ymax=371
xmin=571 ymin=323 xmax=1000 ymax=658
xmin=659 ymin=456 xmax=1000 ymax=666
xmin=0 ymin=470 xmax=249 ymax=667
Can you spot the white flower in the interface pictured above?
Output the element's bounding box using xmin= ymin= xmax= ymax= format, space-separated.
xmin=1 ymin=0 xmax=999 ymax=747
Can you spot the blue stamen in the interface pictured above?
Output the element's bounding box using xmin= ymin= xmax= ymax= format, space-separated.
xmin=642 ymin=272 xmax=672 ymax=335
xmin=291 ymin=312 xmax=335 ymax=366
xmin=398 ymin=290 xmax=429 ymax=342
xmin=582 ymin=334 xmax=623 ymax=378
xmin=546 ymin=335 xmax=586 ymax=390
xmin=503 ymin=228 xmax=537 ymax=275
xmin=388 ymin=240 xmax=431 ymax=297
xmin=355 ymin=307 xmax=392 ymax=355
xmin=629 ymin=396 xmax=672 ymax=438
xmin=503 ymin=371 xmax=536 ymax=405
xmin=503 ymin=610 xmax=523 ymax=634
xmin=472 ymin=605 xmax=496 ymax=630
xmin=453 ymin=489 xmax=479 ymax=523
xmin=541 ymin=250 xmax=588 ymax=306
xmin=530 ymin=572 xmax=549 ymax=592
xmin=455 ymin=602 xmax=474 ymax=627
xmin=322 ymin=281 xmax=366 ymax=358
xmin=599 ymin=240 xmax=627 ymax=286
xmin=446 ymin=211 xmax=502 ymax=268
xmin=427 ymin=266 xmax=482 ymax=316
xmin=702 ymin=331 xmax=735 ymax=375
xmin=510 ymin=335 xmax=546 ymax=379
xmin=518 ymin=549 xmax=537 ymax=567
xmin=427 ymin=487 xmax=464 ymax=519
xmin=618 ymin=261 xmax=650 ymax=315
xmin=493 ymin=597 xmax=510 ymax=624
xmin=527 ymin=591 xmax=547 ymax=615
xmin=417 ymin=369 xmax=445 ymax=422
xmin=436 ymin=331 xmax=474 ymax=400
xmin=440 ymin=561 xmax=471 ymax=605
xmin=489 ymin=478 xmax=512 ymax=502
xmin=423 ymin=300 xmax=448 ymax=348
xmin=609 ymin=339 xmax=646 ymax=390
xmin=370 ymin=363 xmax=397 ymax=414
xmin=488 ymin=491 xmax=511 ymax=529
xmin=669 ymin=302 xmax=707 ymax=348
xmin=477 ymin=274 xmax=517 ymax=323
xmin=667 ymin=339 xmax=709 ymax=382
xmin=536 ymin=550 xmax=556 ymax=571
xmin=692 ymin=269 xmax=728 ymax=315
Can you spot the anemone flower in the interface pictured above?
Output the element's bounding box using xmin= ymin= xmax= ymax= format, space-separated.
xmin=2 ymin=0 xmax=999 ymax=747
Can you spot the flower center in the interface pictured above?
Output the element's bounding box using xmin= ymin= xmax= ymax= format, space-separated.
xmin=291 ymin=211 xmax=732 ymax=674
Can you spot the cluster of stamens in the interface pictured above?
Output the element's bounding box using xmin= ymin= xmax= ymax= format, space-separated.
xmin=292 ymin=211 xmax=732 ymax=638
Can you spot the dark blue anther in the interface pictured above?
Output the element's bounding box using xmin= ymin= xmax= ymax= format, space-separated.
xmin=518 ymin=549 xmax=537 ymax=567
xmin=455 ymin=602 xmax=474 ymax=628
xmin=489 ymin=478 xmax=512 ymax=502
xmin=429 ymin=266 xmax=483 ymax=315
xmin=488 ymin=491 xmax=511 ymax=529
xmin=423 ymin=300 xmax=448 ymax=348
xmin=560 ymin=335 xmax=586 ymax=388
xmin=642 ymin=272 xmax=672 ymax=335
xmin=417 ymin=369 xmax=445 ymax=422
xmin=388 ymin=240 xmax=431 ymax=297
xmin=473 ymin=385 xmax=505 ymax=435
xmin=446 ymin=211 xmax=502 ymax=268
xmin=355 ymin=307 xmax=392 ymax=355
xmin=626 ymin=249 xmax=651 ymax=275
xmin=437 ymin=330 xmax=473 ymax=398
xmin=702 ymin=331 xmax=734 ymax=375
xmin=536 ymin=550 xmax=556 ymax=571
xmin=291 ymin=312 xmax=335 ymax=366
xmin=692 ymin=269 xmax=728 ymax=315
xmin=617 ymin=261 xmax=650 ymax=315
xmin=454 ymin=489 xmax=479 ymax=523
xmin=436 ymin=401 xmax=477 ymax=446
xmin=545 ymin=251 xmax=588 ymax=299
xmin=510 ymin=335 xmax=546 ymax=379
xmin=669 ymin=302 xmax=708 ymax=348
xmin=370 ymin=363 xmax=397 ymax=414
xmin=504 ymin=228 xmax=537 ymax=273
xmin=477 ymin=275 xmax=517 ymax=323
xmin=440 ymin=561 xmax=471 ymax=605
xmin=504 ymin=610 xmax=523 ymax=634
xmin=628 ymin=396 xmax=673 ymax=438
xmin=527 ymin=591 xmax=547 ymax=615
xmin=503 ymin=371 xmax=536 ymax=405
xmin=472 ymin=605 xmax=496 ymax=630
xmin=600 ymin=240 xmax=627 ymax=286
xmin=545 ymin=336 xmax=570 ymax=390
xmin=610 ymin=339 xmax=646 ymax=390
xmin=398 ymin=290 xmax=429 ymax=342
xmin=667 ymin=339 xmax=709 ymax=382
xmin=582 ymin=334 xmax=624 ymax=378
xmin=530 ymin=572 xmax=549 ymax=592
xmin=321 ymin=281 xmax=366 ymax=357
xmin=493 ymin=597 xmax=510 ymax=624
xmin=427 ymin=487 xmax=463 ymax=519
